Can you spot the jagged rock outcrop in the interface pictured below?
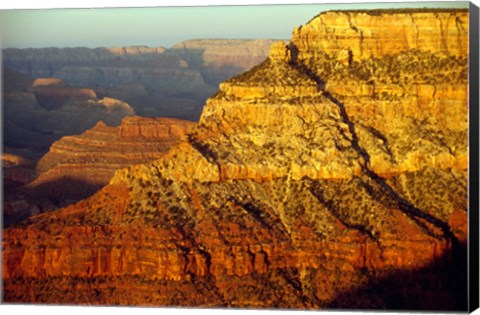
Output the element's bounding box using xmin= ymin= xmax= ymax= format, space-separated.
xmin=2 ymin=9 xmax=469 ymax=310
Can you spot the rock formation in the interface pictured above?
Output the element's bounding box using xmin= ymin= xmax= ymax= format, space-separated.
xmin=3 ymin=116 xmax=195 ymax=227
xmin=3 ymin=46 xmax=167 ymax=78
xmin=293 ymin=9 xmax=468 ymax=61
xmin=2 ymin=9 xmax=469 ymax=311
xmin=3 ymin=40 xmax=276 ymax=120
xmin=3 ymin=72 xmax=135 ymax=226
xmin=32 ymin=78 xmax=98 ymax=110
xmin=2 ymin=153 xmax=36 ymax=187
xmin=2 ymin=149 xmax=45 ymax=227
xmin=2 ymin=69 xmax=135 ymax=151
xmin=169 ymin=39 xmax=281 ymax=85
xmin=30 ymin=116 xmax=195 ymax=201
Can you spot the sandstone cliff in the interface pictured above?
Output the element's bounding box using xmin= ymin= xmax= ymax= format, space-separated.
xmin=2 ymin=9 xmax=469 ymax=310
xmin=292 ymin=9 xmax=468 ymax=61
xmin=31 ymin=116 xmax=195 ymax=200
xmin=3 ymin=116 xmax=194 ymax=227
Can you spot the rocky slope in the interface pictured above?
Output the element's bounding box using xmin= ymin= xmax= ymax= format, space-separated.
xmin=2 ymin=9 xmax=469 ymax=310
xmin=3 ymin=116 xmax=194 ymax=227
xmin=31 ymin=116 xmax=195 ymax=200
xmin=3 ymin=40 xmax=276 ymax=120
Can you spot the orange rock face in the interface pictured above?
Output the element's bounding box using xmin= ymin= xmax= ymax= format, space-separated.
xmin=3 ymin=116 xmax=194 ymax=227
xmin=291 ymin=10 xmax=468 ymax=61
xmin=2 ymin=9 xmax=470 ymax=310
xmin=28 ymin=116 xmax=195 ymax=201
xmin=118 ymin=116 xmax=195 ymax=139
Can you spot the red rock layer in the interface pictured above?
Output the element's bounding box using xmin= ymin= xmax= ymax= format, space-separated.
xmin=2 ymin=9 xmax=469 ymax=310
xmin=29 ymin=116 xmax=195 ymax=201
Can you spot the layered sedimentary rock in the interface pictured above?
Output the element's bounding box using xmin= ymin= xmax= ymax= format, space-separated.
xmin=3 ymin=74 xmax=134 ymax=225
xmin=3 ymin=46 xmax=167 ymax=78
xmin=292 ymin=9 xmax=468 ymax=61
xmin=3 ymin=116 xmax=194 ymax=227
xmin=3 ymin=9 xmax=469 ymax=310
xmin=3 ymin=40 xmax=276 ymax=120
xmin=29 ymin=116 xmax=195 ymax=201
xmin=170 ymin=39 xmax=281 ymax=85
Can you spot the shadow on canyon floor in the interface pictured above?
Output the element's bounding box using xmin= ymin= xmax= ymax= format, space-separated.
xmin=4 ymin=175 xmax=105 ymax=228
xmin=325 ymin=241 xmax=468 ymax=311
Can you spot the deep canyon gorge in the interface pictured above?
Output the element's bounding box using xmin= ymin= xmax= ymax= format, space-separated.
xmin=2 ymin=8 xmax=471 ymax=311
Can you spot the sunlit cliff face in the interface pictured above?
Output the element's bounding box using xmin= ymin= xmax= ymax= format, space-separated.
xmin=2 ymin=9 xmax=469 ymax=311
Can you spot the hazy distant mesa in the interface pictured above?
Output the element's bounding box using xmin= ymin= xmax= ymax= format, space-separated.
xmin=3 ymin=39 xmax=280 ymax=119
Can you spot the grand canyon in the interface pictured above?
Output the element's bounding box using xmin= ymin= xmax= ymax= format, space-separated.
xmin=3 ymin=39 xmax=276 ymax=225
xmin=1 ymin=7 xmax=472 ymax=311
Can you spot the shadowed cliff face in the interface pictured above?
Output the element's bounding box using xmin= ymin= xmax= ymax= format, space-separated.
xmin=2 ymin=70 xmax=135 ymax=151
xmin=169 ymin=39 xmax=281 ymax=85
xmin=2 ymin=9 xmax=469 ymax=310
xmin=3 ymin=116 xmax=195 ymax=227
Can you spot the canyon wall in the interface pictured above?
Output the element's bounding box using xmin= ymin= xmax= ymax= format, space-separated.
xmin=3 ymin=117 xmax=194 ymax=226
xmin=3 ymin=69 xmax=135 ymax=151
xmin=291 ymin=10 xmax=468 ymax=61
xmin=2 ymin=9 xmax=469 ymax=310
xmin=33 ymin=116 xmax=195 ymax=197
xmin=3 ymin=40 xmax=276 ymax=120
xmin=170 ymin=39 xmax=280 ymax=85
